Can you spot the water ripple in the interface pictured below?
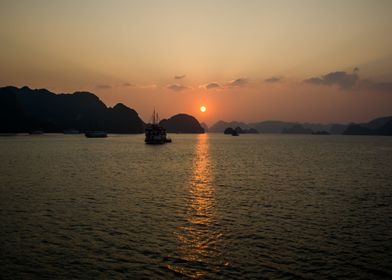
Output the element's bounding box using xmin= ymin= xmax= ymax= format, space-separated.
xmin=0 ymin=134 xmax=391 ymax=278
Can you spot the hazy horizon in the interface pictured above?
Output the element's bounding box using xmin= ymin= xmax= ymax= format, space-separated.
xmin=1 ymin=0 xmax=392 ymax=124
xmin=4 ymin=84 xmax=392 ymax=127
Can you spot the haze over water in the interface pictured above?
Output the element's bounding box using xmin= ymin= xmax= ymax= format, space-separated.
xmin=1 ymin=134 xmax=391 ymax=279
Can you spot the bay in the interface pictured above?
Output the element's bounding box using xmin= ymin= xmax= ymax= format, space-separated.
xmin=1 ymin=134 xmax=391 ymax=279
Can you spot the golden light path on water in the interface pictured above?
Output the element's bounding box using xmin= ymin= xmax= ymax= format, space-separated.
xmin=168 ymin=134 xmax=224 ymax=278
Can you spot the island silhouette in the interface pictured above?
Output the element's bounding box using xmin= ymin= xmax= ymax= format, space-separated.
xmin=0 ymin=86 xmax=204 ymax=134
xmin=210 ymin=118 xmax=392 ymax=136
xmin=160 ymin=114 xmax=204 ymax=133
xmin=1 ymin=85 xmax=391 ymax=135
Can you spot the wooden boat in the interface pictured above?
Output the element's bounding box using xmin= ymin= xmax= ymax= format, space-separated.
xmin=145 ymin=109 xmax=172 ymax=144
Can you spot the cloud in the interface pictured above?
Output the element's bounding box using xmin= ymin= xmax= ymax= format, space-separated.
xmin=174 ymin=74 xmax=186 ymax=80
xmin=265 ymin=76 xmax=282 ymax=83
xmin=139 ymin=84 xmax=157 ymax=89
xmin=166 ymin=83 xmax=191 ymax=92
xmin=122 ymin=82 xmax=135 ymax=87
xmin=96 ymin=84 xmax=112 ymax=89
xmin=205 ymin=82 xmax=222 ymax=90
xmin=227 ymin=77 xmax=249 ymax=87
xmin=200 ymin=78 xmax=248 ymax=90
xmin=303 ymin=67 xmax=392 ymax=92
xmin=304 ymin=68 xmax=359 ymax=89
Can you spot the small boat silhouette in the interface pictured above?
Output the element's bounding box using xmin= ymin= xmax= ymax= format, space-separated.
xmin=85 ymin=131 xmax=107 ymax=138
xmin=145 ymin=109 xmax=172 ymax=144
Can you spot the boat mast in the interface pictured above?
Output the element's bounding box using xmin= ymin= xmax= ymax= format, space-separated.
xmin=152 ymin=108 xmax=159 ymax=125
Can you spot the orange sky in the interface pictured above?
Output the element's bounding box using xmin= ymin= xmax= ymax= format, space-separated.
xmin=1 ymin=0 xmax=392 ymax=125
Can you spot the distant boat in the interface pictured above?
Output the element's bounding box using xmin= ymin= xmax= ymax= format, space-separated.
xmin=145 ymin=109 xmax=172 ymax=144
xmin=224 ymin=127 xmax=240 ymax=136
xmin=85 ymin=131 xmax=107 ymax=138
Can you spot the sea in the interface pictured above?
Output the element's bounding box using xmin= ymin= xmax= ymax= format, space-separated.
xmin=1 ymin=133 xmax=391 ymax=279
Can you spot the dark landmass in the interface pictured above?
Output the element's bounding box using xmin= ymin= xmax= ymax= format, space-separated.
xmin=250 ymin=121 xmax=296 ymax=133
xmin=249 ymin=121 xmax=348 ymax=134
xmin=159 ymin=114 xmax=205 ymax=133
xmin=0 ymin=86 xmax=209 ymax=134
xmin=242 ymin=127 xmax=259 ymax=134
xmin=211 ymin=117 xmax=392 ymax=135
xmin=2 ymin=86 xmax=390 ymax=136
xmin=210 ymin=120 xmax=348 ymax=134
xmin=378 ymin=120 xmax=392 ymax=135
xmin=223 ymin=127 xmax=239 ymax=136
xmin=282 ymin=124 xmax=313 ymax=134
xmin=224 ymin=127 xmax=235 ymax=135
xmin=209 ymin=121 xmax=250 ymax=132
xmin=367 ymin=116 xmax=392 ymax=130
xmin=343 ymin=124 xmax=373 ymax=135
xmin=234 ymin=126 xmax=259 ymax=134
xmin=329 ymin=124 xmax=348 ymax=134
xmin=0 ymin=86 xmax=145 ymax=133
xmin=214 ymin=116 xmax=392 ymax=135
xmin=223 ymin=126 xmax=259 ymax=135
xmin=343 ymin=116 xmax=392 ymax=135
xmin=200 ymin=122 xmax=209 ymax=132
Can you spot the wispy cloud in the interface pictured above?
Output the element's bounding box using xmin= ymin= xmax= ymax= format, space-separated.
xmin=166 ymin=83 xmax=191 ymax=92
xmin=226 ymin=77 xmax=249 ymax=87
xmin=139 ymin=84 xmax=157 ymax=89
xmin=265 ymin=76 xmax=282 ymax=83
xmin=304 ymin=68 xmax=359 ymax=89
xmin=174 ymin=74 xmax=186 ymax=80
xmin=96 ymin=84 xmax=112 ymax=89
xmin=200 ymin=78 xmax=248 ymax=91
xmin=204 ymin=82 xmax=222 ymax=90
xmin=122 ymin=82 xmax=135 ymax=87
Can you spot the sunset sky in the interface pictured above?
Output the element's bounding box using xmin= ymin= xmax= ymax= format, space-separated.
xmin=1 ymin=0 xmax=392 ymax=125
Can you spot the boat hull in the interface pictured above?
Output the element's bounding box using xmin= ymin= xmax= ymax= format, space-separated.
xmin=145 ymin=138 xmax=172 ymax=144
xmin=145 ymin=123 xmax=171 ymax=144
xmin=85 ymin=131 xmax=107 ymax=138
xmin=145 ymin=140 xmax=165 ymax=144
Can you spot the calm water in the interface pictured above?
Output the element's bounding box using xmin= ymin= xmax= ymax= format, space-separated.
xmin=1 ymin=134 xmax=391 ymax=279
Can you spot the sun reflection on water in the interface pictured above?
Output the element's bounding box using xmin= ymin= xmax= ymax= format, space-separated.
xmin=168 ymin=134 xmax=224 ymax=278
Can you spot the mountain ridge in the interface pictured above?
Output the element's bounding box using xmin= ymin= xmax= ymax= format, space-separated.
xmin=209 ymin=117 xmax=392 ymax=135
xmin=2 ymin=85 xmax=390 ymax=135
xmin=0 ymin=86 xmax=144 ymax=133
xmin=0 ymin=86 xmax=206 ymax=134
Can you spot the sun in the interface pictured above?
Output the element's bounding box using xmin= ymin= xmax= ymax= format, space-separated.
xmin=200 ymin=105 xmax=207 ymax=113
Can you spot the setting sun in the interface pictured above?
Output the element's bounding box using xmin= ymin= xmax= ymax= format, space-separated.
xmin=200 ymin=106 xmax=207 ymax=113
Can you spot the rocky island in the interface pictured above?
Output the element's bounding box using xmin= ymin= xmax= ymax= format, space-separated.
xmin=159 ymin=114 xmax=204 ymax=133
xmin=0 ymin=86 xmax=145 ymax=133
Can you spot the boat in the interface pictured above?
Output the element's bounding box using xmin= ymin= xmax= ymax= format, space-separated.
xmin=85 ymin=131 xmax=107 ymax=138
xmin=145 ymin=109 xmax=172 ymax=144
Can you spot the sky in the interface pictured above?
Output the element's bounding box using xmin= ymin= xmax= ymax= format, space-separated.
xmin=1 ymin=0 xmax=392 ymax=125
